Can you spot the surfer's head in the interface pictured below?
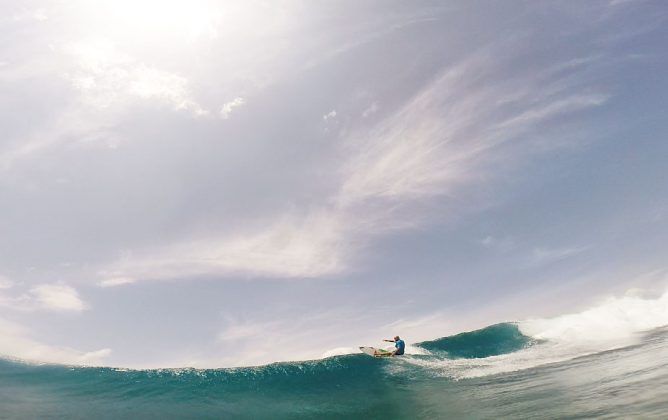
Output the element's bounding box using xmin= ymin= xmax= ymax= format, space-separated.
xmin=394 ymin=336 xmax=400 ymax=341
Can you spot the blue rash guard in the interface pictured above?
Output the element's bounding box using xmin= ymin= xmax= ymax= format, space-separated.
xmin=395 ymin=339 xmax=405 ymax=355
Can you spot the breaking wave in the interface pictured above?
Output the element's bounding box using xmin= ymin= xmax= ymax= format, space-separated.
xmin=3 ymin=291 xmax=668 ymax=417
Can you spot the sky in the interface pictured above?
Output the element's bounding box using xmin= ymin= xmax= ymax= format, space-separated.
xmin=0 ymin=0 xmax=667 ymax=368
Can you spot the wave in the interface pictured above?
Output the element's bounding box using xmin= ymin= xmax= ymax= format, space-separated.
xmin=3 ymin=291 xmax=668 ymax=417
xmin=417 ymin=323 xmax=533 ymax=359
xmin=4 ymin=329 xmax=667 ymax=418
xmin=3 ymin=291 xmax=668 ymax=378
xmin=404 ymin=291 xmax=668 ymax=379
xmin=0 ymin=323 xmax=533 ymax=400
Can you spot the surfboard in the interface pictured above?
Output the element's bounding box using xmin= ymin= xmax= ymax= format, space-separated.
xmin=359 ymin=346 xmax=394 ymax=357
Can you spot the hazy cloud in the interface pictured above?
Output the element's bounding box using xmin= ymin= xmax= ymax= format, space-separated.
xmin=0 ymin=275 xmax=13 ymax=289
xmin=11 ymin=8 xmax=48 ymax=22
xmin=0 ymin=317 xmax=110 ymax=365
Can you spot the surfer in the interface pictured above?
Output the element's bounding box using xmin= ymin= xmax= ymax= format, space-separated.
xmin=383 ymin=336 xmax=405 ymax=356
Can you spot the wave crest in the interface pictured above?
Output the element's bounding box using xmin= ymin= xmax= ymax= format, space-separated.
xmin=418 ymin=323 xmax=533 ymax=359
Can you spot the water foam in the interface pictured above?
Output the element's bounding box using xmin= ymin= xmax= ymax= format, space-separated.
xmin=520 ymin=291 xmax=668 ymax=344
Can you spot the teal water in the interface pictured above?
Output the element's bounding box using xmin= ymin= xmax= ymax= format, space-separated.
xmin=2 ymin=323 xmax=668 ymax=419
xmin=419 ymin=323 xmax=534 ymax=358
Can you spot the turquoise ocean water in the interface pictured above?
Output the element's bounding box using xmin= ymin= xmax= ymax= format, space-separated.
xmin=2 ymin=322 xmax=667 ymax=419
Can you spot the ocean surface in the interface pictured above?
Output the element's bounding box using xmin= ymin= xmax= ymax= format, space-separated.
xmin=2 ymin=319 xmax=668 ymax=419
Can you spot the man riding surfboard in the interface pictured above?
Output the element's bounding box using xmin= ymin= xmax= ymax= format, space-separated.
xmin=383 ymin=336 xmax=405 ymax=356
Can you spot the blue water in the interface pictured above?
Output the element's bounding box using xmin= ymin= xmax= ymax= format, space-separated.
xmin=2 ymin=323 xmax=668 ymax=419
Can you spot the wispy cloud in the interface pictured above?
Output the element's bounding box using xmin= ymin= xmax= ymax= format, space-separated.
xmin=101 ymin=210 xmax=346 ymax=280
xmin=333 ymin=53 xmax=609 ymax=219
xmin=495 ymin=94 xmax=609 ymax=133
xmin=302 ymin=10 xmax=449 ymax=71
xmin=99 ymin=46 xmax=610 ymax=282
xmin=98 ymin=276 xmax=135 ymax=288
xmin=220 ymin=97 xmax=245 ymax=119
xmin=526 ymin=245 xmax=590 ymax=267
xmin=66 ymin=42 xmax=208 ymax=116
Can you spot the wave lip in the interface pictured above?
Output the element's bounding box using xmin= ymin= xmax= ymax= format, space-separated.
xmin=417 ymin=323 xmax=533 ymax=359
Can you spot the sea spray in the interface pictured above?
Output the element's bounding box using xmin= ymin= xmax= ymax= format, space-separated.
xmin=520 ymin=291 xmax=668 ymax=344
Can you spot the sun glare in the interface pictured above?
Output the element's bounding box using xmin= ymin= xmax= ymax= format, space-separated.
xmin=68 ymin=0 xmax=284 ymax=53
xmin=101 ymin=0 xmax=219 ymax=40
